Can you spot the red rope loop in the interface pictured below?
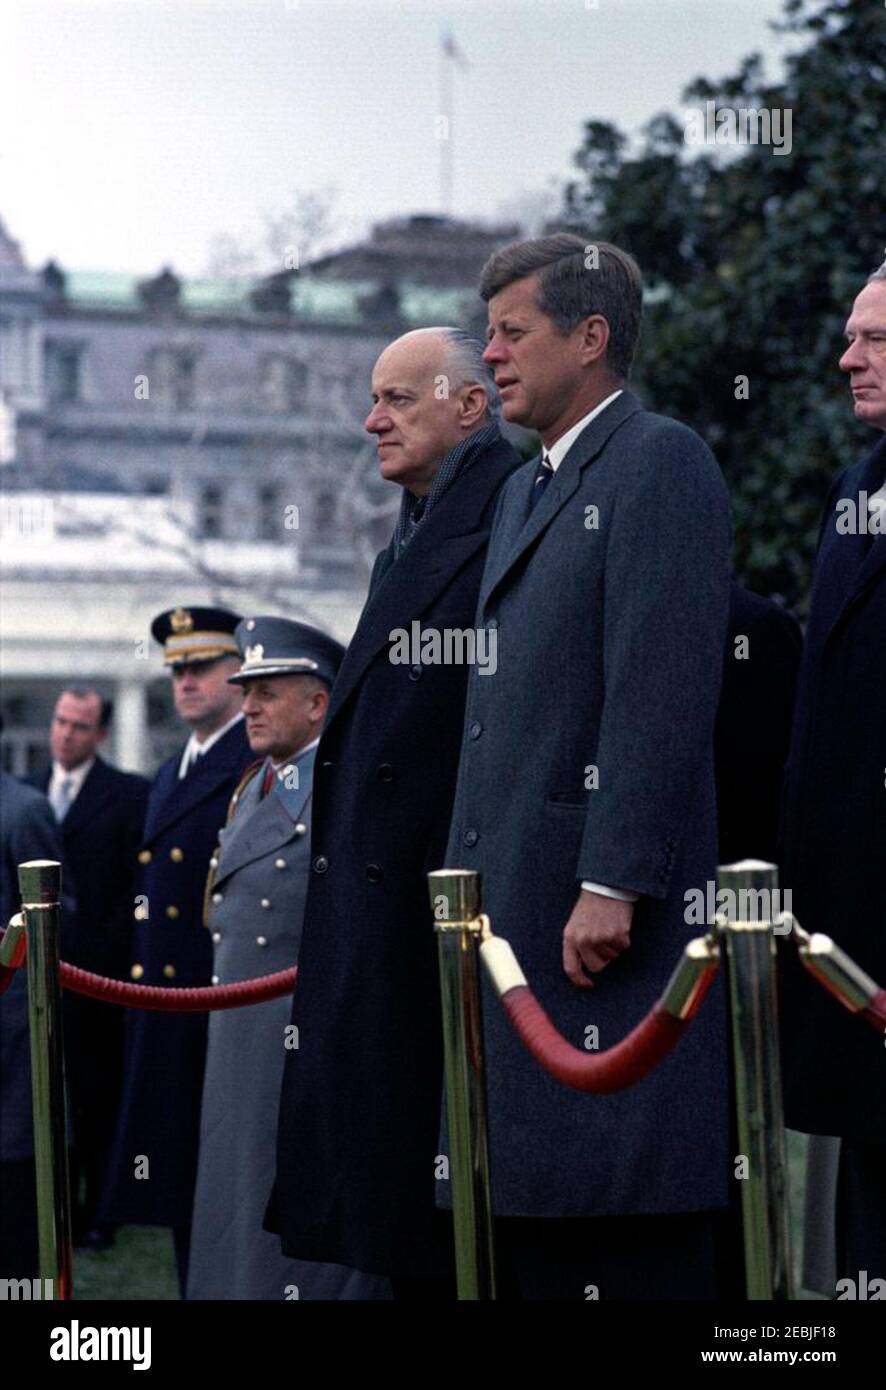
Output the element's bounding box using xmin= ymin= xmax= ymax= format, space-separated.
xmin=498 ymin=987 xmax=703 ymax=1095
xmin=58 ymin=960 xmax=297 ymax=1011
xmin=0 ymin=926 xmax=295 ymax=1010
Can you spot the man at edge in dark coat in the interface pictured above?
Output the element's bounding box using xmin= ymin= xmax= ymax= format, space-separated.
xmin=780 ymin=262 xmax=886 ymax=1290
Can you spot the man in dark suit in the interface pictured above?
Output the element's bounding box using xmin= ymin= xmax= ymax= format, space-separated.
xmin=0 ymin=769 xmax=65 ymax=1277
xmin=100 ymin=606 xmax=250 ymax=1294
xmin=29 ymin=686 xmax=149 ymax=1251
xmin=780 ymin=263 xmax=886 ymax=1290
xmin=270 ymin=328 xmax=521 ymax=1284
xmin=443 ymin=234 xmax=732 ymax=1299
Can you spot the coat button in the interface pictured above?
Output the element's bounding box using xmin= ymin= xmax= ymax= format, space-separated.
xmin=294 ymin=824 xmax=307 ymax=837
xmin=170 ymin=847 xmax=184 ymax=862
xmin=166 ymin=905 xmax=180 ymax=919
xmin=256 ymin=935 xmax=268 ymax=947
xmin=366 ymin=864 xmax=383 ymax=883
xmin=212 ymin=892 xmax=223 ymax=905
xmin=408 ymin=664 xmax=423 ymax=682
xmin=211 ymin=974 xmax=220 ymax=985
xmin=130 ymin=963 xmax=144 ymax=980
xmin=463 ymin=828 xmax=479 ymax=847
xmin=313 ymin=855 xmax=329 ymax=873
xmin=261 ymin=898 xmax=271 ymax=909
xmin=138 ymin=850 xmax=151 ymax=865
xmin=209 ymin=856 xmax=219 ymax=870
xmin=469 ymin=721 xmax=482 ymax=740
xmin=163 ymin=964 xmax=176 ymax=979
xmin=275 ymin=857 xmax=287 ymax=869
xmin=376 ymin=763 xmax=394 ymax=782
xmin=211 ymin=931 xmax=221 ymax=944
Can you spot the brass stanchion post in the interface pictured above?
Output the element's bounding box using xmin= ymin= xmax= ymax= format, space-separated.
xmin=718 ymin=859 xmax=793 ymax=1300
xmin=19 ymin=859 xmax=74 ymax=1300
xmin=428 ymin=868 xmax=496 ymax=1300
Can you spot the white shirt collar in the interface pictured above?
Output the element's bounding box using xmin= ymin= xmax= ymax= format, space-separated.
xmin=50 ymin=757 xmax=95 ymax=802
xmin=543 ymin=389 xmax=623 ymax=472
xmin=178 ymin=712 xmax=244 ymax=780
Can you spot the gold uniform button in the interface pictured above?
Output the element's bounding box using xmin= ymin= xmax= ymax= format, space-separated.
xmin=130 ymin=964 xmax=144 ymax=980
xmin=163 ymin=964 xmax=176 ymax=979
xmin=261 ymin=898 xmax=271 ymax=910
xmin=275 ymin=858 xmax=287 ymax=870
xmin=170 ymin=847 xmax=184 ymax=862
xmin=256 ymin=935 xmax=268 ymax=947
xmin=166 ymin=905 xmax=180 ymax=920
xmin=138 ymin=850 xmax=152 ymax=865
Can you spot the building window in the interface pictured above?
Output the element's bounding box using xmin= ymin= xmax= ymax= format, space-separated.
xmin=257 ymin=484 xmax=280 ymax=540
xmin=45 ymin=342 xmax=82 ymax=403
xmin=260 ymin=356 xmax=307 ymax=413
xmin=198 ymin=483 xmax=224 ymax=538
xmin=148 ymin=347 xmax=196 ymax=409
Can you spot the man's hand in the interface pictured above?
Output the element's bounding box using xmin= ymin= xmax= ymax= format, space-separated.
xmin=562 ymin=890 xmax=633 ymax=988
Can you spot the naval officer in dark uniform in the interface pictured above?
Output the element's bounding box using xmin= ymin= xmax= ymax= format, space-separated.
xmin=99 ymin=606 xmax=251 ymax=1294
xmin=187 ymin=616 xmax=390 ymax=1300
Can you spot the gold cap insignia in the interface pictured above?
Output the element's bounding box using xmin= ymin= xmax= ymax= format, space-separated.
xmin=170 ymin=607 xmax=194 ymax=634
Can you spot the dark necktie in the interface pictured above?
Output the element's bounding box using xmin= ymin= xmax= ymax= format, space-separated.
xmin=528 ymin=455 xmax=554 ymax=512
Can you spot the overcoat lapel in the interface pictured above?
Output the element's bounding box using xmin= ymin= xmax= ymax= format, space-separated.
xmin=479 ymin=391 xmax=643 ymax=610
xmin=822 ymin=437 xmax=886 ymax=645
xmin=143 ymin=724 xmax=245 ymax=843
xmin=326 ymin=442 xmax=517 ymax=729
xmin=61 ymin=758 xmax=114 ymax=837
xmin=214 ymin=753 xmax=314 ymax=883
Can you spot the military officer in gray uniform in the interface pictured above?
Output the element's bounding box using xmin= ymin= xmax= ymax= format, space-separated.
xmin=187 ymin=616 xmax=391 ymax=1300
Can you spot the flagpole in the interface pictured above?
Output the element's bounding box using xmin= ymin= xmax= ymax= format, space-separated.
xmin=439 ymin=33 xmax=454 ymax=216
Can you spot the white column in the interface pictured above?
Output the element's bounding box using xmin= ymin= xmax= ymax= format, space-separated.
xmin=114 ymin=679 xmax=149 ymax=773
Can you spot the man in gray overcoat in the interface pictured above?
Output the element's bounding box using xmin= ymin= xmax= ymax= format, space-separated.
xmin=443 ymin=234 xmax=733 ymax=1299
xmin=186 ymin=617 xmax=390 ymax=1300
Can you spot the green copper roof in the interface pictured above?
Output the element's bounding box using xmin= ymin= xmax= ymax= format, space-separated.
xmin=63 ymin=271 xmax=473 ymax=327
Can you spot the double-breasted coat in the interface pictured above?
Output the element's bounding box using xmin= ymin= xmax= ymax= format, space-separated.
xmin=443 ymin=390 xmax=733 ymax=1220
xmin=188 ymin=744 xmax=390 ymax=1299
xmin=270 ymin=433 xmax=521 ymax=1277
xmin=100 ymin=719 xmax=251 ymax=1227
xmin=779 ymin=433 xmax=886 ymax=1143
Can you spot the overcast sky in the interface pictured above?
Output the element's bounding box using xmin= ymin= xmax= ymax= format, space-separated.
xmin=2 ymin=0 xmax=794 ymax=276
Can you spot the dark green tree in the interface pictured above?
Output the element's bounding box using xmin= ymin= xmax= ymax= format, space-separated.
xmin=564 ymin=0 xmax=886 ymax=609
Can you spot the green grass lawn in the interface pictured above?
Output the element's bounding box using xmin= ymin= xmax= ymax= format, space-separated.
xmin=73 ymin=1225 xmax=178 ymax=1301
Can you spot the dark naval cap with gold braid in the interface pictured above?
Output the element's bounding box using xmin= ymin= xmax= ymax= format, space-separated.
xmin=228 ymin=616 xmax=345 ymax=688
xmin=151 ymin=605 xmax=242 ymax=667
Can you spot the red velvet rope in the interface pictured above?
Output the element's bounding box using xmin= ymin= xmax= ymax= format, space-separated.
xmin=0 ymin=928 xmax=296 ymax=1010
xmin=499 ymin=989 xmax=702 ymax=1095
xmin=58 ymin=960 xmax=297 ymax=1011
xmin=862 ymin=988 xmax=886 ymax=1035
